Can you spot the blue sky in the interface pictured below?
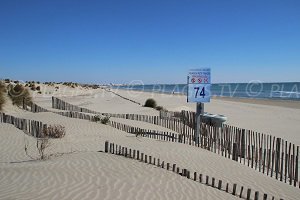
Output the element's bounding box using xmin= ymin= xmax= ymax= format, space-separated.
xmin=0 ymin=0 xmax=299 ymax=84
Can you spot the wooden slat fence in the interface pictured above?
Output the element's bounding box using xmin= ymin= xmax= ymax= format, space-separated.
xmin=160 ymin=110 xmax=195 ymax=128
xmin=199 ymin=123 xmax=299 ymax=187
xmin=105 ymin=89 xmax=141 ymax=105
xmin=52 ymin=97 xmax=190 ymax=133
xmin=53 ymin=111 xmax=95 ymax=121
xmin=50 ymin=97 xmax=300 ymax=187
xmin=109 ymin=121 xmax=180 ymax=142
xmin=0 ymin=112 xmax=47 ymax=138
xmin=104 ymin=140 xmax=284 ymax=200
xmin=22 ymin=98 xmax=50 ymax=113
xmin=52 ymin=97 xmax=100 ymax=114
xmin=110 ymin=119 xmax=300 ymax=188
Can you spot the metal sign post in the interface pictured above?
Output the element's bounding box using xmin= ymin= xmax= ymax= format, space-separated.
xmin=187 ymin=68 xmax=211 ymax=145
xmin=195 ymin=102 xmax=204 ymax=144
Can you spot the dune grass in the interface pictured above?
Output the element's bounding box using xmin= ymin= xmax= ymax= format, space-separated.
xmin=0 ymin=82 xmax=6 ymax=111
xmin=8 ymin=84 xmax=32 ymax=107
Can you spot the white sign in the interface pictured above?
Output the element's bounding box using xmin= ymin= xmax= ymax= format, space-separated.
xmin=187 ymin=68 xmax=211 ymax=103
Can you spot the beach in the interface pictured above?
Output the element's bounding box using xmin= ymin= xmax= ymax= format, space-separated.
xmin=1 ymin=84 xmax=300 ymax=200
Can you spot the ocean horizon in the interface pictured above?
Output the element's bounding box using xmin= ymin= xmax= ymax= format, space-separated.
xmin=113 ymin=82 xmax=300 ymax=101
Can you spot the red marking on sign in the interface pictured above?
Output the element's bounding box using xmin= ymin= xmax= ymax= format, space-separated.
xmin=198 ymin=78 xmax=202 ymax=83
xmin=191 ymin=78 xmax=196 ymax=83
xmin=204 ymin=78 xmax=208 ymax=83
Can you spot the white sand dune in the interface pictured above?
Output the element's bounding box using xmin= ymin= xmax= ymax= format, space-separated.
xmin=1 ymin=111 xmax=299 ymax=199
xmin=1 ymin=84 xmax=299 ymax=200
xmin=0 ymin=151 xmax=240 ymax=200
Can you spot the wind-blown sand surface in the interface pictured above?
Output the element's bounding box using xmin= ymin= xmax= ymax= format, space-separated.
xmin=116 ymin=89 xmax=300 ymax=133
xmin=1 ymin=84 xmax=300 ymax=199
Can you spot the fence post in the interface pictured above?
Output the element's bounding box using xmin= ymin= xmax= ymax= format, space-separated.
xmin=232 ymin=184 xmax=237 ymax=195
xmin=254 ymin=191 xmax=259 ymax=200
xmin=218 ymin=180 xmax=222 ymax=190
xmin=246 ymin=189 xmax=251 ymax=200
xmin=105 ymin=141 xmax=109 ymax=153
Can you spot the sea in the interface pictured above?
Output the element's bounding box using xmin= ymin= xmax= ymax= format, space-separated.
xmin=114 ymin=82 xmax=300 ymax=101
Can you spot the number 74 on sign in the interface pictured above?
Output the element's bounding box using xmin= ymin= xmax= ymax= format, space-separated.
xmin=187 ymin=84 xmax=211 ymax=103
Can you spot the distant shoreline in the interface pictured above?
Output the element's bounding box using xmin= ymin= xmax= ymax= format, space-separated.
xmin=213 ymin=96 xmax=300 ymax=109
xmin=112 ymin=82 xmax=300 ymax=102
xmin=114 ymin=87 xmax=300 ymax=109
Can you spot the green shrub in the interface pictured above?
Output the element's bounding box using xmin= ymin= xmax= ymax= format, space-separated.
xmin=144 ymin=98 xmax=157 ymax=108
xmin=8 ymin=84 xmax=32 ymax=106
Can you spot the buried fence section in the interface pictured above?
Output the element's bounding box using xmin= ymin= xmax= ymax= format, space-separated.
xmin=103 ymin=140 xmax=283 ymax=200
xmin=21 ymin=98 xmax=49 ymax=113
xmin=52 ymin=97 xmax=100 ymax=114
xmin=108 ymin=119 xmax=300 ymax=187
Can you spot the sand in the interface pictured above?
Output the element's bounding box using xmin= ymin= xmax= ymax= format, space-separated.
xmin=1 ymin=84 xmax=299 ymax=200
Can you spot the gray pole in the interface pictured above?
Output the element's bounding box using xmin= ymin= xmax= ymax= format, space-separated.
xmin=195 ymin=102 xmax=204 ymax=145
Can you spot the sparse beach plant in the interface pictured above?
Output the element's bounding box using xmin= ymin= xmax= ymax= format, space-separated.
xmin=8 ymin=84 xmax=32 ymax=106
xmin=43 ymin=125 xmax=66 ymax=138
xmin=24 ymin=136 xmax=51 ymax=160
xmin=36 ymin=138 xmax=50 ymax=160
xmin=100 ymin=116 xmax=110 ymax=124
xmin=93 ymin=115 xmax=101 ymax=122
xmin=144 ymin=98 xmax=157 ymax=108
xmin=36 ymin=86 xmax=41 ymax=91
xmin=93 ymin=115 xmax=110 ymax=124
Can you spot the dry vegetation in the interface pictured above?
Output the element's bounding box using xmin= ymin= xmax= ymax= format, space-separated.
xmin=24 ymin=125 xmax=66 ymax=160
xmin=94 ymin=115 xmax=110 ymax=124
xmin=8 ymin=84 xmax=32 ymax=106
xmin=0 ymin=81 xmax=6 ymax=111
xmin=43 ymin=125 xmax=66 ymax=138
